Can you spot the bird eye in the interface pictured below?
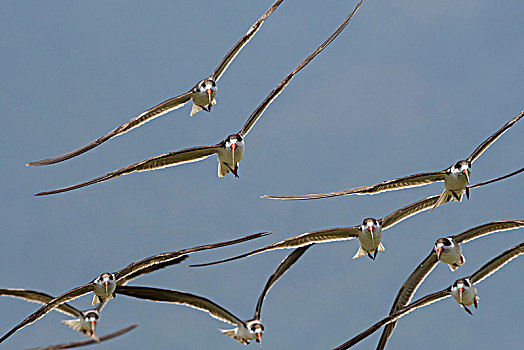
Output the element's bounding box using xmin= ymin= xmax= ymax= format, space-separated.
xmin=212 ymin=82 xmax=216 ymax=87
xmin=237 ymin=135 xmax=243 ymax=142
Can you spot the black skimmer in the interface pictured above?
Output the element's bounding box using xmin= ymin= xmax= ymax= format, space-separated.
xmin=29 ymin=324 xmax=138 ymax=350
xmin=26 ymin=0 xmax=285 ymax=167
xmin=116 ymin=246 xmax=310 ymax=344
xmin=376 ymin=220 xmax=524 ymax=350
xmin=191 ymin=167 xmax=524 ymax=267
xmin=32 ymin=0 xmax=365 ymax=196
xmin=333 ymin=242 xmax=524 ymax=350
xmin=0 ymin=232 xmax=269 ymax=344
xmin=262 ymin=110 xmax=523 ymax=208
xmin=0 ymin=288 xmax=107 ymax=341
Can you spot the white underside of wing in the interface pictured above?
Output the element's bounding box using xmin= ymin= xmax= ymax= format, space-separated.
xmin=386 ymin=293 xmax=451 ymax=326
xmin=116 ymin=100 xmax=191 ymax=137
xmin=133 ymin=153 xmax=217 ymax=173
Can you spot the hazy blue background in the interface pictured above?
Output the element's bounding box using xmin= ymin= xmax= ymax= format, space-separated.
xmin=1 ymin=1 xmax=523 ymax=349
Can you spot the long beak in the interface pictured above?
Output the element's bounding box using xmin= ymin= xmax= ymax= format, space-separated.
xmin=462 ymin=169 xmax=470 ymax=183
xmin=104 ymin=280 xmax=109 ymax=294
xmin=231 ymin=143 xmax=237 ymax=166
xmin=437 ymin=247 xmax=443 ymax=259
xmin=458 ymin=287 xmax=464 ymax=303
xmin=367 ymin=226 xmax=374 ymax=244
xmin=256 ymin=332 xmax=262 ymax=344
xmin=90 ymin=321 xmax=99 ymax=342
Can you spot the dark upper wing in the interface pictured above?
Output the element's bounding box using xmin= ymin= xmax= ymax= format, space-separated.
xmin=239 ymin=0 xmax=364 ymax=137
xmin=117 ymin=255 xmax=189 ymax=287
xmin=380 ymin=194 xmax=442 ymax=230
xmin=116 ymin=286 xmax=244 ymax=326
xmin=254 ymin=246 xmax=310 ymax=319
xmin=453 ymin=220 xmax=524 ymax=244
xmin=115 ymin=232 xmax=271 ymax=282
xmin=33 ymin=144 xmax=220 ymax=196
xmin=27 ymin=92 xmax=193 ymax=166
xmin=27 ymin=324 xmax=138 ymax=350
xmin=189 ymin=227 xmax=360 ymax=267
xmin=262 ymin=171 xmax=446 ymax=200
xmin=333 ymin=289 xmax=450 ymax=350
xmin=0 ymin=284 xmax=93 ymax=344
xmin=470 ymin=242 xmax=524 ymax=285
xmin=212 ymin=0 xmax=284 ymax=81
xmin=469 ymin=167 xmax=524 ymax=190
xmin=0 ymin=288 xmax=81 ymax=318
xmin=376 ymin=251 xmax=439 ymax=350
xmin=466 ymin=110 xmax=523 ymax=164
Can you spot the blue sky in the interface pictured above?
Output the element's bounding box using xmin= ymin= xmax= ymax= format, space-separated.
xmin=1 ymin=0 xmax=523 ymax=349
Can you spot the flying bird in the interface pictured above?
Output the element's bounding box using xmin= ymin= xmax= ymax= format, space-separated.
xmin=26 ymin=0 xmax=285 ymax=167
xmin=0 ymin=232 xmax=269 ymax=344
xmin=190 ymin=167 xmax=524 ymax=267
xmin=262 ymin=110 xmax=523 ymax=209
xmin=33 ymin=0 xmax=365 ymax=196
xmin=28 ymin=325 xmax=138 ymax=350
xmin=117 ymin=246 xmax=310 ymax=345
xmin=0 ymin=288 xmax=108 ymax=341
xmin=333 ymin=242 xmax=524 ymax=350
xmin=376 ymin=220 xmax=524 ymax=350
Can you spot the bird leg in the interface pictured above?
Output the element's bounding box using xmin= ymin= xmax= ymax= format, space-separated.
xmin=367 ymin=252 xmax=375 ymax=260
xmin=451 ymin=190 xmax=461 ymax=202
xmin=373 ymin=249 xmax=379 ymax=260
xmin=466 ymin=186 xmax=470 ymax=200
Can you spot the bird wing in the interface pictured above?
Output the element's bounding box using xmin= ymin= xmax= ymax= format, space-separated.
xmin=453 ymin=220 xmax=524 ymax=244
xmin=469 ymin=167 xmax=524 ymax=190
xmin=466 ymin=110 xmax=523 ymax=164
xmin=115 ymin=232 xmax=270 ymax=282
xmin=0 ymin=288 xmax=81 ymax=318
xmin=116 ymin=255 xmax=189 ymax=287
xmin=117 ymin=286 xmax=244 ymax=326
xmin=376 ymin=251 xmax=439 ymax=350
xmin=33 ymin=144 xmax=220 ymax=196
xmin=27 ymin=324 xmax=138 ymax=350
xmin=380 ymin=194 xmax=442 ymax=230
xmin=189 ymin=227 xmax=360 ymax=268
xmin=0 ymin=284 xmax=94 ymax=344
xmin=239 ymin=0 xmax=364 ymax=137
xmin=470 ymin=242 xmax=524 ymax=285
xmin=212 ymin=0 xmax=284 ymax=81
xmin=27 ymin=92 xmax=193 ymax=166
xmin=254 ymin=245 xmax=310 ymax=320
xmin=262 ymin=171 xmax=446 ymax=200
xmin=334 ymin=289 xmax=451 ymax=350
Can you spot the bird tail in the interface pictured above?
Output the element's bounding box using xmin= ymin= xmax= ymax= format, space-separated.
xmin=218 ymin=162 xmax=231 ymax=178
xmin=219 ymin=328 xmax=249 ymax=345
xmin=190 ymin=103 xmax=203 ymax=116
xmin=430 ymin=191 xmax=452 ymax=211
xmin=352 ymin=247 xmax=367 ymax=259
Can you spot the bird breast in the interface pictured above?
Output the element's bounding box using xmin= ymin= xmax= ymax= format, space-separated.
xmin=358 ymin=227 xmax=382 ymax=252
xmin=444 ymin=171 xmax=469 ymax=192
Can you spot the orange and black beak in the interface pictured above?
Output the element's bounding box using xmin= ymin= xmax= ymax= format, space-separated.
xmin=206 ymin=88 xmax=213 ymax=111
xmin=104 ymin=280 xmax=109 ymax=294
xmin=231 ymin=143 xmax=237 ymax=173
xmin=463 ymin=169 xmax=470 ymax=199
xmin=458 ymin=287 xmax=464 ymax=303
xmin=367 ymin=225 xmax=374 ymax=243
xmin=256 ymin=332 xmax=262 ymax=343
xmin=437 ymin=247 xmax=443 ymax=259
